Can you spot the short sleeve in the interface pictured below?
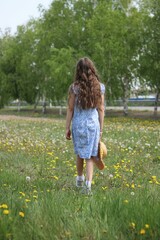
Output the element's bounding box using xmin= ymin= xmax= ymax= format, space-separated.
xmin=100 ymin=83 xmax=105 ymax=94
xmin=69 ymin=83 xmax=78 ymax=95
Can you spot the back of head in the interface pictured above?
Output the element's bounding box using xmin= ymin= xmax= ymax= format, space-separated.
xmin=76 ymin=57 xmax=97 ymax=82
xmin=74 ymin=57 xmax=101 ymax=109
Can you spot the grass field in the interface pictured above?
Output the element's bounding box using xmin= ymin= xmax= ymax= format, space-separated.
xmin=0 ymin=114 xmax=160 ymax=240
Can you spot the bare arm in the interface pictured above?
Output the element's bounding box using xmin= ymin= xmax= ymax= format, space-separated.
xmin=65 ymin=91 xmax=75 ymax=140
xmin=97 ymin=94 xmax=105 ymax=138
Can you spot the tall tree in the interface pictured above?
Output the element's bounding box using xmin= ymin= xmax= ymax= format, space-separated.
xmin=87 ymin=1 xmax=142 ymax=114
xmin=139 ymin=0 xmax=160 ymax=115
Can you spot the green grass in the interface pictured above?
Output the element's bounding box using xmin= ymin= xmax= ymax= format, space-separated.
xmin=0 ymin=116 xmax=160 ymax=239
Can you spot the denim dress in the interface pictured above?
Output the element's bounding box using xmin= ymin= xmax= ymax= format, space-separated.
xmin=71 ymin=83 xmax=105 ymax=159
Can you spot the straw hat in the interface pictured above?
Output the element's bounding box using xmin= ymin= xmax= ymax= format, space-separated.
xmin=94 ymin=141 xmax=107 ymax=170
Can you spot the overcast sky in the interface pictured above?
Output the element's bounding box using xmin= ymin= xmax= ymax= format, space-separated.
xmin=0 ymin=0 xmax=52 ymax=34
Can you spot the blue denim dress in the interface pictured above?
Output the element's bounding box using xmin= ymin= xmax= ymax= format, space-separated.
xmin=71 ymin=83 xmax=105 ymax=159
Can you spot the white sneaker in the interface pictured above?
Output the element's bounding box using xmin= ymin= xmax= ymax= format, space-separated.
xmin=76 ymin=176 xmax=84 ymax=187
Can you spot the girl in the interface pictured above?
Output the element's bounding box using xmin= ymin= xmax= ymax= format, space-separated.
xmin=66 ymin=57 xmax=105 ymax=194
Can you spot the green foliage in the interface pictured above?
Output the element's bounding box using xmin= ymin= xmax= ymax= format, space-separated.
xmin=139 ymin=0 xmax=160 ymax=94
xmin=0 ymin=0 xmax=159 ymax=109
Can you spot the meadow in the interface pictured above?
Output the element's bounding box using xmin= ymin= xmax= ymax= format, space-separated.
xmin=0 ymin=115 xmax=160 ymax=240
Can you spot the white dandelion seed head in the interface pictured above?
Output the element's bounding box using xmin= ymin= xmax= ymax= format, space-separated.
xmin=109 ymin=174 xmax=113 ymax=179
xmin=26 ymin=176 xmax=31 ymax=181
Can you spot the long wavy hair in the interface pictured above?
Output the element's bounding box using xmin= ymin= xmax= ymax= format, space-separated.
xmin=74 ymin=57 xmax=101 ymax=109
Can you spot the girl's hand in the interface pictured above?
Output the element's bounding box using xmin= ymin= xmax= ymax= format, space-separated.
xmin=66 ymin=129 xmax=71 ymax=140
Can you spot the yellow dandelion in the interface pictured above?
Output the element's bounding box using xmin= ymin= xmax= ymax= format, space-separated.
xmin=3 ymin=210 xmax=9 ymax=215
xmin=0 ymin=204 xmax=8 ymax=209
xmin=25 ymin=199 xmax=31 ymax=203
xmin=33 ymin=195 xmax=38 ymax=199
xmin=131 ymin=183 xmax=135 ymax=188
xmin=19 ymin=211 xmax=25 ymax=217
xmin=47 ymin=152 xmax=53 ymax=156
xmin=140 ymin=229 xmax=145 ymax=235
xmin=145 ymin=224 xmax=150 ymax=229
xmin=102 ymin=186 xmax=108 ymax=190
xmin=19 ymin=192 xmax=25 ymax=197
xmin=124 ymin=200 xmax=129 ymax=204
xmin=151 ymin=175 xmax=156 ymax=180
xmin=130 ymin=222 xmax=136 ymax=229
xmin=53 ymin=176 xmax=59 ymax=180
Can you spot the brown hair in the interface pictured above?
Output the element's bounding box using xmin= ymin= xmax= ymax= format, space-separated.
xmin=74 ymin=57 xmax=101 ymax=109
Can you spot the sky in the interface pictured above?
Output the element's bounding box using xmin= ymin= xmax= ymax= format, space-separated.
xmin=0 ymin=0 xmax=52 ymax=35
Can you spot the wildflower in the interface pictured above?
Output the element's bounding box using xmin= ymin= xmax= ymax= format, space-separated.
xmin=131 ymin=192 xmax=135 ymax=196
xmin=130 ymin=222 xmax=136 ymax=229
xmin=19 ymin=211 xmax=25 ymax=217
xmin=26 ymin=176 xmax=31 ymax=181
xmin=140 ymin=229 xmax=145 ymax=235
xmin=109 ymin=174 xmax=113 ymax=178
xmin=19 ymin=192 xmax=25 ymax=197
xmin=124 ymin=200 xmax=129 ymax=203
xmin=0 ymin=204 xmax=8 ymax=209
xmin=151 ymin=175 xmax=156 ymax=179
xmin=53 ymin=176 xmax=59 ymax=180
xmin=3 ymin=210 xmax=9 ymax=215
xmin=47 ymin=152 xmax=53 ymax=156
xmin=145 ymin=224 xmax=150 ymax=229
xmin=25 ymin=199 xmax=31 ymax=203
xmin=131 ymin=183 xmax=135 ymax=188
xmin=33 ymin=195 xmax=38 ymax=199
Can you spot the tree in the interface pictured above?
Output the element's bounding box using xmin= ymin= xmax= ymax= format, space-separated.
xmin=87 ymin=1 xmax=142 ymax=114
xmin=139 ymin=0 xmax=160 ymax=115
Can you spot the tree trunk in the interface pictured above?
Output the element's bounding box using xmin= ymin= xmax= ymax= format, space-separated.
xmin=59 ymin=106 xmax=62 ymax=115
xmin=34 ymin=96 xmax=39 ymax=112
xmin=123 ymin=97 xmax=128 ymax=115
xmin=17 ymin=99 xmax=21 ymax=112
xmin=122 ymin=77 xmax=129 ymax=116
xmin=154 ymin=91 xmax=159 ymax=116
xmin=42 ymin=94 xmax=47 ymax=114
xmin=0 ymin=96 xmax=4 ymax=109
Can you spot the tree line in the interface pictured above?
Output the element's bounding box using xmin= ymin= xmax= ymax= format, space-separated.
xmin=0 ymin=0 xmax=159 ymax=114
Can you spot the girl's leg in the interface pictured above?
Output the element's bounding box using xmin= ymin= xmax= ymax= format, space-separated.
xmin=76 ymin=155 xmax=84 ymax=187
xmin=76 ymin=155 xmax=84 ymax=176
xmin=85 ymin=157 xmax=94 ymax=189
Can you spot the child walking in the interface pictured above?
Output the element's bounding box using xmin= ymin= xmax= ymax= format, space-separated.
xmin=66 ymin=57 xmax=105 ymax=194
